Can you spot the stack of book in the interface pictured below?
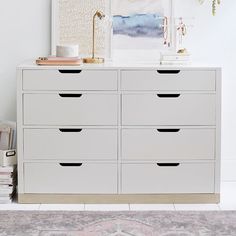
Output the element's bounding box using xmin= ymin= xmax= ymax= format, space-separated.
xmin=36 ymin=56 xmax=83 ymax=66
xmin=160 ymin=52 xmax=191 ymax=65
xmin=0 ymin=121 xmax=17 ymax=203
xmin=0 ymin=166 xmax=16 ymax=203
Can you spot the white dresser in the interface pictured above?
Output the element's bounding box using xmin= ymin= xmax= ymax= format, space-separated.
xmin=17 ymin=62 xmax=221 ymax=203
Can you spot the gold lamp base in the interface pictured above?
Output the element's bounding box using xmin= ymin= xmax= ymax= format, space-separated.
xmin=83 ymin=57 xmax=104 ymax=64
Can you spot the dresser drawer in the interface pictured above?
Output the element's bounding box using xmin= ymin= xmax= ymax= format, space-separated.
xmin=24 ymin=93 xmax=118 ymax=125
xmin=24 ymin=163 xmax=117 ymax=194
xmin=121 ymin=70 xmax=215 ymax=91
xmin=122 ymin=94 xmax=216 ymax=125
xmin=24 ymin=128 xmax=118 ymax=160
xmin=122 ymin=128 xmax=215 ymax=160
xmin=122 ymin=163 xmax=215 ymax=194
xmin=23 ymin=69 xmax=118 ymax=91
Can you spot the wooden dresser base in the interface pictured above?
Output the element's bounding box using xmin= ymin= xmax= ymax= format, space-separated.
xmin=18 ymin=194 xmax=220 ymax=204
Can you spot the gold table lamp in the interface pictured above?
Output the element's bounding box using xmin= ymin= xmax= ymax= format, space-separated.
xmin=83 ymin=11 xmax=105 ymax=64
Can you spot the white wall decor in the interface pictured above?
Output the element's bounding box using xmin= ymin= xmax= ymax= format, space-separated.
xmin=52 ymin=0 xmax=111 ymax=59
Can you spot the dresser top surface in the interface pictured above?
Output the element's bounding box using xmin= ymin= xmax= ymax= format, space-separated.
xmin=17 ymin=60 xmax=221 ymax=71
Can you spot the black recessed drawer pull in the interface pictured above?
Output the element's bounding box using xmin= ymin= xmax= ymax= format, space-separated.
xmin=157 ymin=163 xmax=180 ymax=167
xmin=59 ymin=163 xmax=83 ymax=167
xmin=59 ymin=129 xmax=82 ymax=133
xmin=6 ymin=150 xmax=16 ymax=157
xmin=59 ymin=94 xmax=82 ymax=98
xmin=157 ymin=70 xmax=180 ymax=74
xmin=157 ymin=129 xmax=180 ymax=133
xmin=58 ymin=70 xmax=82 ymax=74
xmin=157 ymin=94 xmax=180 ymax=98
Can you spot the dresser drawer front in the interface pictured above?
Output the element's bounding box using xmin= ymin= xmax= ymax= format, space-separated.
xmin=121 ymin=70 xmax=216 ymax=91
xmin=122 ymin=129 xmax=215 ymax=160
xmin=122 ymin=94 xmax=216 ymax=125
xmin=24 ymin=163 xmax=117 ymax=194
xmin=122 ymin=163 xmax=215 ymax=194
xmin=24 ymin=128 xmax=118 ymax=160
xmin=23 ymin=70 xmax=118 ymax=91
xmin=24 ymin=94 xmax=118 ymax=125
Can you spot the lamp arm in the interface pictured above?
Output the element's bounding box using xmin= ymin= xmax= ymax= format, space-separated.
xmin=92 ymin=13 xmax=97 ymax=59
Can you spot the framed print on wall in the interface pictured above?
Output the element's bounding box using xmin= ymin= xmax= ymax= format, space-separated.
xmin=112 ymin=0 xmax=174 ymax=62
xmin=51 ymin=0 xmax=112 ymax=59
xmin=51 ymin=0 xmax=173 ymax=62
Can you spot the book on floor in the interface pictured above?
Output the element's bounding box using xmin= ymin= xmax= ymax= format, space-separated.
xmin=0 ymin=185 xmax=14 ymax=194
xmin=0 ymin=121 xmax=16 ymax=150
xmin=0 ymin=165 xmax=16 ymax=173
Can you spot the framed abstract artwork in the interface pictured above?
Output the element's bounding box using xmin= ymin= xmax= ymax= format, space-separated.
xmin=112 ymin=0 xmax=173 ymax=50
xmin=111 ymin=0 xmax=174 ymax=61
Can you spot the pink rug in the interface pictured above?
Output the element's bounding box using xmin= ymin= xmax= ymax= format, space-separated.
xmin=0 ymin=211 xmax=236 ymax=236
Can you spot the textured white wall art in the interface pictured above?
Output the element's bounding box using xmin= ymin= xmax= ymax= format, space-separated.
xmin=52 ymin=0 xmax=111 ymax=58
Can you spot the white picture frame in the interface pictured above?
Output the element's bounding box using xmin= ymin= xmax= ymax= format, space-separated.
xmin=111 ymin=0 xmax=174 ymax=62
xmin=51 ymin=0 xmax=174 ymax=62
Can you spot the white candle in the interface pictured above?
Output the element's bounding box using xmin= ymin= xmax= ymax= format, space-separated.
xmin=56 ymin=45 xmax=79 ymax=57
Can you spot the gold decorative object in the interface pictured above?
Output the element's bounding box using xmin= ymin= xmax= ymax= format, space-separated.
xmin=176 ymin=18 xmax=188 ymax=53
xmin=83 ymin=11 xmax=106 ymax=64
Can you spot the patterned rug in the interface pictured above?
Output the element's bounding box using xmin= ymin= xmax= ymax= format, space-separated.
xmin=0 ymin=211 xmax=236 ymax=236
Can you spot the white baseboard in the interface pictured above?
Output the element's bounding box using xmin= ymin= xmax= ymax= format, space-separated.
xmin=221 ymin=159 xmax=236 ymax=181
